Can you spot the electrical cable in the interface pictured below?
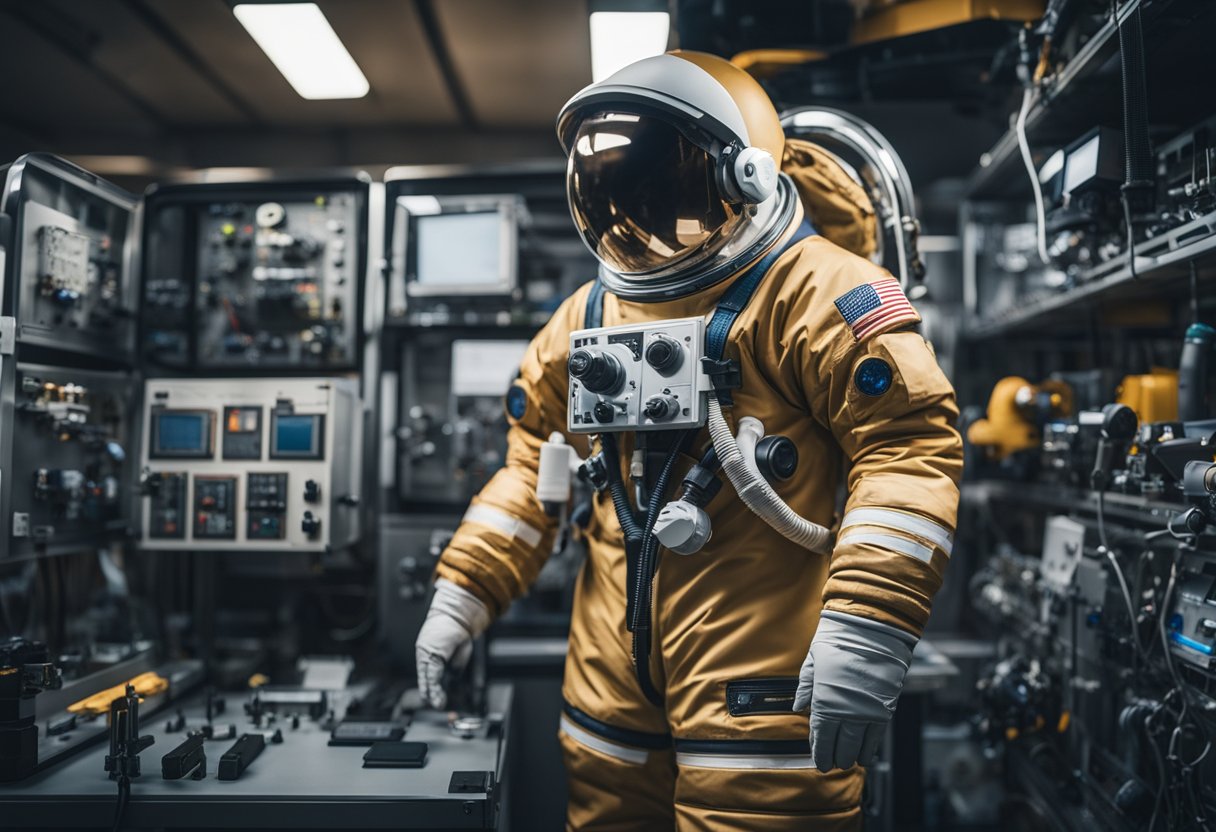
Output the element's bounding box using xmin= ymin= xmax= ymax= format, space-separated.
xmin=1157 ymin=552 xmax=1213 ymax=782
xmin=1147 ymin=710 xmax=1167 ymax=832
xmin=1115 ymin=0 xmax=1153 ymax=281
xmin=1097 ymin=490 xmax=1149 ymax=662
xmin=1015 ymin=85 xmax=1052 ymax=266
xmin=112 ymin=772 xmax=130 ymax=832
xmin=1191 ymin=260 xmax=1201 ymax=325
xmin=600 ymin=433 xmax=642 ymax=543
xmin=630 ymin=435 xmax=688 ymax=634
xmin=1123 ymin=194 xmax=1140 ymax=279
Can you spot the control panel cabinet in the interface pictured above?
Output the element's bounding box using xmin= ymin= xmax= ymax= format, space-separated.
xmin=139 ymin=378 xmax=361 ymax=552
xmin=141 ymin=178 xmax=369 ymax=373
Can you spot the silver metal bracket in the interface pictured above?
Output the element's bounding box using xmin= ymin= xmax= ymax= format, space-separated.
xmin=0 ymin=316 xmax=15 ymax=355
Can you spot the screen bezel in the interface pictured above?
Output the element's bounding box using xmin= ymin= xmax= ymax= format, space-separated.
xmin=269 ymin=412 xmax=326 ymax=460
xmin=150 ymin=408 xmax=216 ymax=460
xmin=399 ymin=194 xmax=519 ymax=297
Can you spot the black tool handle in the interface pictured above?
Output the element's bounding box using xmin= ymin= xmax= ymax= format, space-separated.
xmin=218 ymin=733 xmax=265 ymax=781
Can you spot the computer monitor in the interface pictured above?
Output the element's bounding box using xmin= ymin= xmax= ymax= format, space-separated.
xmin=1061 ymin=127 xmax=1122 ymax=198
xmin=269 ymin=412 xmax=325 ymax=460
xmin=401 ymin=194 xmax=520 ymax=296
xmin=150 ymin=410 xmax=215 ymax=459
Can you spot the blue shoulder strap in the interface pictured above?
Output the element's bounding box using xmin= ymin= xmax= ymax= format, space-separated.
xmin=704 ymin=220 xmax=816 ymax=403
xmin=584 ymin=278 xmax=606 ymax=329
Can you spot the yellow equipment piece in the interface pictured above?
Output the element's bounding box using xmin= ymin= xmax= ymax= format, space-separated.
xmin=851 ymin=0 xmax=1045 ymax=45
xmin=1116 ymin=369 xmax=1179 ymax=424
xmin=67 ymin=672 xmax=168 ymax=716
xmin=967 ymin=377 xmax=1073 ymax=461
xmin=730 ymin=49 xmax=827 ymax=78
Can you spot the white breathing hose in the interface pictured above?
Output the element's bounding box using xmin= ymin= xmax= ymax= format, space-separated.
xmin=1015 ymin=86 xmax=1052 ymax=266
xmin=706 ymin=395 xmax=832 ymax=554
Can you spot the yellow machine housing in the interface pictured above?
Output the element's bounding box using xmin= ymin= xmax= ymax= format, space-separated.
xmin=1116 ymin=369 xmax=1179 ymax=425
xmin=968 ymin=376 xmax=1073 ymax=461
xmin=850 ymin=0 xmax=1046 ymax=45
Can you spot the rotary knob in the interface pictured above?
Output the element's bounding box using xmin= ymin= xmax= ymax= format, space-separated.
xmin=593 ymin=401 xmax=617 ymax=424
xmin=569 ymin=348 xmax=625 ymax=395
xmin=301 ymin=511 xmax=321 ymax=539
xmin=643 ymin=394 xmax=679 ymax=422
xmin=645 ymin=335 xmax=683 ymax=373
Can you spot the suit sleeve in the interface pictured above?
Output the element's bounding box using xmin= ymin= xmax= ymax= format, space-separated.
xmin=805 ymin=293 xmax=963 ymax=637
xmin=434 ymin=285 xmax=589 ymax=616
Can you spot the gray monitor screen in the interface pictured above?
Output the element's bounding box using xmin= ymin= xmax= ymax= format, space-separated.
xmin=415 ymin=211 xmax=503 ymax=287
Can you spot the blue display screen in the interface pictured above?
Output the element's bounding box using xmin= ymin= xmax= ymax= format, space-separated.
xmin=274 ymin=415 xmax=319 ymax=455
xmin=156 ymin=413 xmax=207 ymax=453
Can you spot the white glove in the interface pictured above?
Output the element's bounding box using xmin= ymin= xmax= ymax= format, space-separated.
xmin=415 ymin=579 xmax=491 ymax=709
xmin=793 ymin=610 xmax=916 ymax=772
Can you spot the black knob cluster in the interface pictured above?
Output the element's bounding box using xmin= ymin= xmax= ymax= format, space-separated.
xmin=569 ymin=349 xmax=625 ymax=395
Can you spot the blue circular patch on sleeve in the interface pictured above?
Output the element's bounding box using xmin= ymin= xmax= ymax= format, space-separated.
xmin=854 ymin=357 xmax=893 ymax=397
xmin=505 ymin=384 xmax=528 ymax=420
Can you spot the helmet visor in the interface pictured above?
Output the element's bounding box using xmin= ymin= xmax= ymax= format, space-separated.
xmin=566 ymin=112 xmax=743 ymax=275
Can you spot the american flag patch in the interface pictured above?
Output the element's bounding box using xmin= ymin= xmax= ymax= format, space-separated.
xmin=833 ymin=278 xmax=918 ymax=341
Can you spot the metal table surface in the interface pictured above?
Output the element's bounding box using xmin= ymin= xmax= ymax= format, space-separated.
xmin=0 ymin=684 xmax=512 ymax=830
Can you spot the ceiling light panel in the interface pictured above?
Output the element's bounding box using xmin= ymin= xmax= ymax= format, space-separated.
xmin=233 ymin=3 xmax=370 ymax=100
xmin=589 ymin=12 xmax=670 ymax=83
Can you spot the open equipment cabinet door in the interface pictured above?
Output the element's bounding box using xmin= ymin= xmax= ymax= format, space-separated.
xmin=0 ymin=154 xmax=140 ymax=558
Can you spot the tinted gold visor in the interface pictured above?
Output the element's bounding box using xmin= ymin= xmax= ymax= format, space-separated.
xmin=566 ymin=112 xmax=743 ymax=275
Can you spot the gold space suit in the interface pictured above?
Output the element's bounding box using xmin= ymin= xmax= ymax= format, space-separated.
xmin=424 ymin=50 xmax=962 ymax=831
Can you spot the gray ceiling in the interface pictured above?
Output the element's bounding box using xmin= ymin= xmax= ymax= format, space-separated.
xmin=0 ymin=0 xmax=594 ymax=183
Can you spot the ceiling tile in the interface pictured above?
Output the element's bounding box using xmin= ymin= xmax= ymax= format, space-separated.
xmin=45 ymin=0 xmax=248 ymax=125
xmin=0 ymin=10 xmax=158 ymax=133
xmin=436 ymin=0 xmax=593 ymax=129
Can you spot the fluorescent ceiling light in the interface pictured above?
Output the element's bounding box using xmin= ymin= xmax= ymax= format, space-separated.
xmin=233 ymin=3 xmax=369 ymax=100
xmin=589 ymin=12 xmax=670 ymax=82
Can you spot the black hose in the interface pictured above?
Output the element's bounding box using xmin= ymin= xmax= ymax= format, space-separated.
xmin=630 ymin=439 xmax=687 ymax=633
xmin=600 ymin=433 xmax=642 ymax=544
xmin=1117 ymin=0 xmax=1153 ymax=284
xmin=629 ymin=436 xmax=689 ymax=706
xmin=1118 ymin=1 xmax=1153 ymax=203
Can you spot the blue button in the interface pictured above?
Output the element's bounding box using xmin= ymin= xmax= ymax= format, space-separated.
xmin=855 ymin=357 xmax=893 ymax=397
